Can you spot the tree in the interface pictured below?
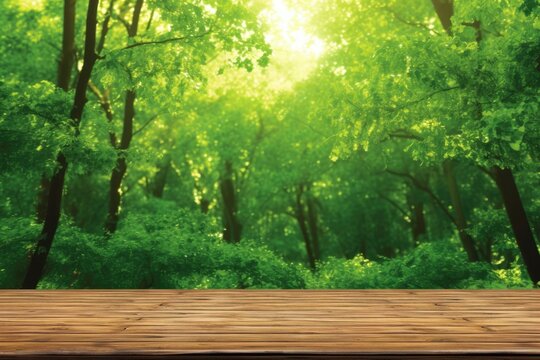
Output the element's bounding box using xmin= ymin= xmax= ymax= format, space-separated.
xmin=87 ymin=0 xmax=272 ymax=234
xmin=22 ymin=0 xmax=100 ymax=289
xmin=431 ymin=0 xmax=540 ymax=283
xmin=307 ymin=0 xmax=539 ymax=281
xmin=0 ymin=0 xmax=538 ymax=290
xmin=104 ymin=0 xmax=144 ymax=234
xmin=36 ymin=0 xmax=77 ymax=223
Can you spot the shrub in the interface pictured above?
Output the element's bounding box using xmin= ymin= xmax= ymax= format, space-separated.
xmin=1 ymin=209 xmax=306 ymax=289
xmin=0 ymin=217 xmax=39 ymax=288
xmin=310 ymin=242 xmax=502 ymax=289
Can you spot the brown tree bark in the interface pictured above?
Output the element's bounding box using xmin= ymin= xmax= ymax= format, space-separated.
xmin=57 ymin=0 xmax=77 ymax=91
xmin=104 ymin=0 xmax=143 ymax=234
xmin=306 ymin=195 xmax=320 ymax=262
xmin=492 ymin=167 xmax=540 ymax=284
xmin=386 ymin=168 xmax=477 ymax=257
xmin=36 ymin=0 xmax=76 ymax=223
xmin=411 ymin=201 xmax=426 ymax=243
xmin=23 ymin=0 xmax=100 ymax=289
xmin=430 ymin=1 xmax=480 ymax=262
xmin=105 ymin=90 xmax=135 ymax=233
xmin=200 ymin=199 xmax=210 ymax=214
xmin=443 ymin=160 xmax=479 ymax=262
xmin=405 ymin=184 xmax=427 ymax=244
xmin=294 ymin=184 xmax=315 ymax=269
xmin=220 ymin=161 xmax=242 ymax=243
xmin=150 ymin=156 xmax=171 ymax=198
xmin=96 ymin=0 xmax=114 ymax=54
xmin=431 ymin=0 xmax=454 ymax=35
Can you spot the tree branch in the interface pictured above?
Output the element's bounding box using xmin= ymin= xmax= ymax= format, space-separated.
xmin=96 ymin=0 xmax=115 ymax=54
xmin=112 ymin=13 xmax=131 ymax=35
xmin=383 ymin=8 xmax=440 ymax=35
xmin=386 ymin=168 xmax=457 ymax=226
xmin=145 ymin=8 xmax=155 ymax=32
xmin=389 ymin=86 xmax=461 ymax=111
xmin=377 ymin=191 xmax=411 ymax=223
xmin=345 ymin=98 xmax=362 ymax=112
xmin=132 ymin=114 xmax=159 ymax=137
xmin=88 ymin=80 xmax=118 ymax=147
xmin=345 ymin=86 xmax=461 ymax=114
xmin=388 ymin=130 xmax=424 ymax=141
xmin=478 ymin=165 xmax=497 ymax=182
xmin=120 ymin=30 xmax=212 ymax=51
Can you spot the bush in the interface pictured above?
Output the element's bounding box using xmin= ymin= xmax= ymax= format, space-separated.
xmin=0 ymin=210 xmax=306 ymax=289
xmin=0 ymin=212 xmax=532 ymax=289
xmin=0 ymin=217 xmax=39 ymax=288
xmin=97 ymin=210 xmax=306 ymax=289
xmin=309 ymin=242 xmax=504 ymax=289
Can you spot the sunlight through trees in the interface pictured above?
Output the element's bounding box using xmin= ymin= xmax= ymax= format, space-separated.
xmin=1 ymin=0 xmax=539 ymax=289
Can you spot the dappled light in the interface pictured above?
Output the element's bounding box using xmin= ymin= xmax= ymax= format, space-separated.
xmin=1 ymin=0 xmax=539 ymax=289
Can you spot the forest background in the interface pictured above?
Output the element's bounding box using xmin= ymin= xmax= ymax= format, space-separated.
xmin=1 ymin=0 xmax=540 ymax=289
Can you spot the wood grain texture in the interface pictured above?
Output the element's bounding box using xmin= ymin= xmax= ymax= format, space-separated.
xmin=0 ymin=290 xmax=539 ymax=359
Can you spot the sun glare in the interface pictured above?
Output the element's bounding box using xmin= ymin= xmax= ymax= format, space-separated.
xmin=263 ymin=0 xmax=325 ymax=58
xmin=14 ymin=0 xmax=45 ymax=11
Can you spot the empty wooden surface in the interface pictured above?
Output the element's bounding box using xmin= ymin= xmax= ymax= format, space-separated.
xmin=0 ymin=290 xmax=539 ymax=359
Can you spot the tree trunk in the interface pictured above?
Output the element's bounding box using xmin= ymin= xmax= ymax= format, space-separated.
xmin=492 ymin=166 xmax=540 ymax=284
xmin=406 ymin=186 xmax=427 ymax=244
xmin=443 ymin=160 xmax=479 ymax=261
xmin=151 ymin=157 xmax=171 ymax=198
xmin=104 ymin=0 xmax=143 ymax=234
xmin=306 ymin=195 xmax=320 ymax=261
xmin=431 ymin=0 xmax=454 ymax=35
xmin=220 ymin=161 xmax=242 ymax=243
xmin=22 ymin=0 xmax=99 ymax=289
xmin=295 ymin=185 xmax=315 ymax=269
xmin=200 ymin=198 xmax=210 ymax=214
xmin=432 ymin=0 xmax=539 ymax=278
xmin=105 ymin=156 xmax=128 ymax=233
xmin=411 ymin=201 xmax=426 ymax=243
xmin=57 ymin=0 xmax=76 ymax=92
xmin=432 ymin=1 xmax=479 ymax=262
xmin=36 ymin=0 xmax=76 ymax=223
xmin=105 ymin=90 xmax=136 ymax=233
xmin=36 ymin=177 xmax=51 ymax=223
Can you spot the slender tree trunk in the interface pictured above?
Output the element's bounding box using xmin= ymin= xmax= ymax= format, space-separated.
xmin=96 ymin=0 xmax=114 ymax=54
xmin=443 ymin=160 xmax=479 ymax=261
xmin=295 ymin=185 xmax=315 ymax=269
xmin=306 ymin=195 xmax=320 ymax=261
xmin=386 ymin=168 xmax=477 ymax=256
xmin=492 ymin=167 xmax=540 ymax=284
xmin=411 ymin=201 xmax=426 ymax=243
xmin=151 ymin=157 xmax=171 ymax=198
xmin=104 ymin=0 xmax=143 ymax=234
xmin=23 ymin=0 xmax=100 ymax=289
xmin=37 ymin=179 xmax=51 ymax=223
xmin=36 ymin=0 xmax=76 ymax=223
xmin=406 ymin=186 xmax=426 ymax=244
xmin=220 ymin=161 xmax=242 ymax=243
xmin=432 ymin=0 xmax=479 ymax=262
xmin=57 ymin=0 xmax=77 ymax=91
xmin=105 ymin=90 xmax=135 ymax=233
xmin=200 ymin=198 xmax=210 ymax=214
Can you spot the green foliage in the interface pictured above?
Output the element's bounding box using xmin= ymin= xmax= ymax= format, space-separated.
xmin=1 ymin=0 xmax=539 ymax=289
xmin=1 ymin=210 xmax=306 ymax=289
xmin=0 ymin=217 xmax=39 ymax=288
xmin=310 ymin=242 xmax=510 ymax=289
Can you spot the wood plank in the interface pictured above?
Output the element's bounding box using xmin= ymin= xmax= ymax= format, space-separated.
xmin=0 ymin=290 xmax=538 ymax=359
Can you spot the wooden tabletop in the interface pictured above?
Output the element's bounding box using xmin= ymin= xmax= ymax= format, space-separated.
xmin=0 ymin=290 xmax=539 ymax=359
